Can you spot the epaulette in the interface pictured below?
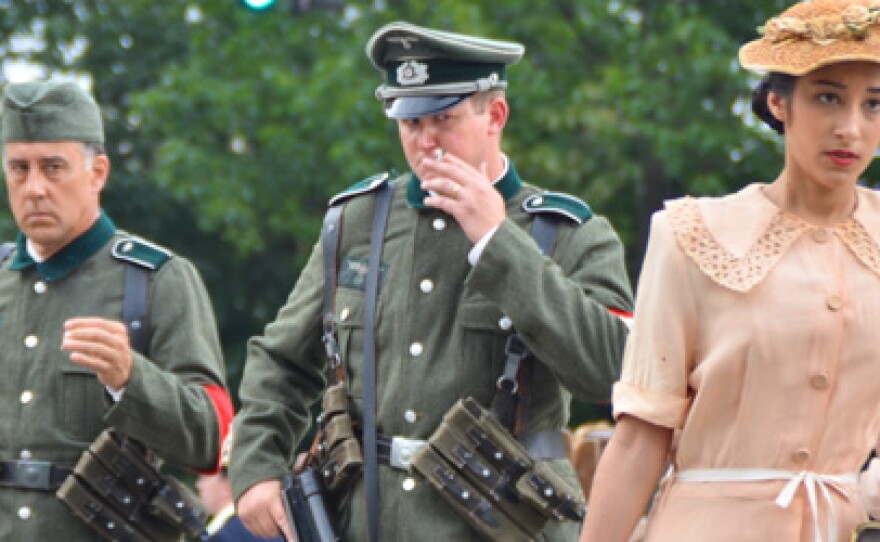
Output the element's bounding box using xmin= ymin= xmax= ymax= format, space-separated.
xmin=111 ymin=237 xmax=172 ymax=270
xmin=329 ymin=172 xmax=390 ymax=207
xmin=522 ymin=192 xmax=593 ymax=224
xmin=0 ymin=242 xmax=16 ymax=263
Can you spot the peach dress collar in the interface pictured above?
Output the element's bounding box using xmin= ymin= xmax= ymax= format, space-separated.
xmin=665 ymin=183 xmax=880 ymax=292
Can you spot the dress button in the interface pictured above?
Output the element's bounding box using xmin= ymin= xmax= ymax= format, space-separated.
xmin=33 ymin=281 xmax=47 ymax=294
xmin=432 ymin=218 xmax=447 ymax=231
xmin=339 ymin=307 xmax=351 ymax=322
xmin=498 ymin=316 xmax=513 ymax=331
xmin=20 ymin=390 xmax=33 ymax=404
xmin=812 ymin=228 xmax=830 ymax=243
xmin=18 ymin=506 xmax=31 ymax=520
xmin=402 ymin=477 xmax=417 ymax=491
xmin=24 ymin=335 xmax=39 ymax=348
xmin=826 ymin=295 xmax=843 ymax=312
xmin=404 ymin=410 xmax=418 ymax=424
xmin=810 ymin=374 xmax=829 ymax=390
xmin=792 ymin=448 xmax=811 ymax=464
xmin=20 ymin=449 xmax=31 ymax=459
xmin=419 ymin=279 xmax=434 ymax=294
xmin=409 ymin=343 xmax=424 ymax=357
xmin=122 ymin=241 xmax=134 ymax=252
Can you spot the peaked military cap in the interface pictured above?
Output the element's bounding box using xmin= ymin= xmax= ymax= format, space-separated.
xmin=366 ymin=21 xmax=525 ymax=119
xmin=2 ymin=80 xmax=104 ymax=143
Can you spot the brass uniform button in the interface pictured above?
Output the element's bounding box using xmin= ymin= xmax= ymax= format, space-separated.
xmin=409 ymin=343 xmax=424 ymax=357
xmin=402 ymin=477 xmax=417 ymax=491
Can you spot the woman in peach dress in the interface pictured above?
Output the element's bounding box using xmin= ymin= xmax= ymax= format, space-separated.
xmin=581 ymin=1 xmax=880 ymax=541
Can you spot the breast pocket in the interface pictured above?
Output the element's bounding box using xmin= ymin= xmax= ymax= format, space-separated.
xmin=335 ymin=288 xmax=383 ymax=399
xmin=58 ymin=365 xmax=106 ymax=441
xmin=457 ymin=301 xmax=509 ymax=403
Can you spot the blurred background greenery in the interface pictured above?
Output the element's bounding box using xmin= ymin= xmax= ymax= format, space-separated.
xmin=1 ymin=0 xmax=877 ymax=428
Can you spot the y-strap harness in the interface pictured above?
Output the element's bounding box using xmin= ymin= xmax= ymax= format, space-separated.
xmin=320 ymin=183 xmax=569 ymax=542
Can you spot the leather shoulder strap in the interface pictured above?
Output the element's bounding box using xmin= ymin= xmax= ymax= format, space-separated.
xmin=363 ymin=182 xmax=394 ymax=542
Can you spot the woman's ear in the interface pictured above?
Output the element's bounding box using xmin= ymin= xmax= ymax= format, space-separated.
xmin=767 ymin=91 xmax=787 ymax=125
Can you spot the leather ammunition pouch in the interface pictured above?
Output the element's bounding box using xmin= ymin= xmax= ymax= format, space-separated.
xmin=56 ymin=429 xmax=208 ymax=542
xmin=314 ymin=383 xmax=363 ymax=492
xmin=410 ymin=398 xmax=585 ymax=542
xmin=855 ymin=522 xmax=880 ymax=542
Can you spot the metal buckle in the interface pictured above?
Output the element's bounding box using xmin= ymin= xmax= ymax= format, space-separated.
xmin=389 ymin=437 xmax=427 ymax=471
xmin=13 ymin=460 xmax=53 ymax=490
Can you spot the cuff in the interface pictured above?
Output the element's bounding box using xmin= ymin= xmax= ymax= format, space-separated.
xmin=612 ymin=381 xmax=689 ymax=430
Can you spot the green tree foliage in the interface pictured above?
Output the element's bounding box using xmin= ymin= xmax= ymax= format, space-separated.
xmin=2 ymin=0 xmax=875 ymax=421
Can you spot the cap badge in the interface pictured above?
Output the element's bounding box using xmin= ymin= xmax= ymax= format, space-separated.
xmin=397 ymin=60 xmax=429 ymax=86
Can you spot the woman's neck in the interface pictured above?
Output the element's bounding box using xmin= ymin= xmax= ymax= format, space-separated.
xmin=764 ymin=173 xmax=857 ymax=227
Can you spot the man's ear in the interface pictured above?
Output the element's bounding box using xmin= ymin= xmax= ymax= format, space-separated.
xmin=90 ymin=153 xmax=110 ymax=194
xmin=488 ymin=96 xmax=509 ymax=136
xmin=767 ymin=91 xmax=787 ymax=125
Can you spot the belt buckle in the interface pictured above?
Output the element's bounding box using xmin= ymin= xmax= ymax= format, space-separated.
xmin=389 ymin=437 xmax=426 ymax=471
xmin=13 ymin=460 xmax=53 ymax=490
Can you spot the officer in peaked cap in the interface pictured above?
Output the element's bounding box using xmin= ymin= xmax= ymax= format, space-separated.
xmin=232 ymin=21 xmax=633 ymax=542
xmin=0 ymin=80 xmax=233 ymax=541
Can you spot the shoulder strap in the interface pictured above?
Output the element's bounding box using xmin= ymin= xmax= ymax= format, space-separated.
xmin=0 ymin=242 xmax=16 ymax=264
xmin=113 ymin=237 xmax=172 ymax=356
xmin=363 ymin=182 xmax=394 ymax=542
xmin=321 ymin=204 xmax=346 ymax=384
xmin=490 ymin=214 xmax=561 ymax=433
xmin=123 ymin=265 xmax=150 ymax=356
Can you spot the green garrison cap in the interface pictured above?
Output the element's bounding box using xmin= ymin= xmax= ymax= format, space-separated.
xmin=2 ymin=80 xmax=104 ymax=143
xmin=365 ymin=21 xmax=525 ymax=119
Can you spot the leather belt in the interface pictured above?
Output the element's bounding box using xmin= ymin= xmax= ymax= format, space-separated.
xmin=0 ymin=459 xmax=73 ymax=491
xmin=377 ymin=430 xmax=568 ymax=472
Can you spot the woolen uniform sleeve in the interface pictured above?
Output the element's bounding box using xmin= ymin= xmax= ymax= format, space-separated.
xmin=228 ymin=240 xmax=328 ymax=500
xmin=466 ymin=214 xmax=633 ymax=402
xmin=104 ymin=256 xmax=232 ymax=472
xmin=612 ymin=210 xmax=696 ymax=429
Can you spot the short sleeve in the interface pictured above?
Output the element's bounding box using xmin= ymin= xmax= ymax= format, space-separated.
xmin=612 ymin=209 xmax=696 ymax=429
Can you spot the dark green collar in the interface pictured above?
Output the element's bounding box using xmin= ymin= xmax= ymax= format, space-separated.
xmin=406 ymin=160 xmax=522 ymax=209
xmin=10 ymin=210 xmax=116 ymax=282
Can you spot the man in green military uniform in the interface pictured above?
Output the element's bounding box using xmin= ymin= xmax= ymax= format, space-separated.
xmin=231 ymin=22 xmax=633 ymax=541
xmin=0 ymin=80 xmax=233 ymax=540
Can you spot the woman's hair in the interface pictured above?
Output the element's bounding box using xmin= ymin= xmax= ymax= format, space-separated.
xmin=751 ymin=72 xmax=797 ymax=134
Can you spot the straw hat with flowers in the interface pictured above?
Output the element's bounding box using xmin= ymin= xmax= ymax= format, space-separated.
xmin=739 ymin=0 xmax=880 ymax=75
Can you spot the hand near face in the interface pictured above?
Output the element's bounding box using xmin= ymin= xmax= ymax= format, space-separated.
xmin=420 ymin=150 xmax=506 ymax=243
xmin=62 ymin=317 xmax=133 ymax=391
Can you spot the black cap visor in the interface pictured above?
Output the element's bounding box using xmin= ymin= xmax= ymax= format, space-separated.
xmin=384 ymin=94 xmax=471 ymax=120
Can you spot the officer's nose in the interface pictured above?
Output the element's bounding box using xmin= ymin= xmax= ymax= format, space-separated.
xmin=21 ymin=173 xmax=49 ymax=198
xmin=415 ymin=122 xmax=439 ymax=151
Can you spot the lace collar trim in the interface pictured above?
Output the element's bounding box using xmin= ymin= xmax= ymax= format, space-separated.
xmin=666 ymin=184 xmax=880 ymax=292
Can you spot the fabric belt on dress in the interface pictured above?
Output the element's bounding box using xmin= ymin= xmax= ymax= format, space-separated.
xmin=0 ymin=459 xmax=73 ymax=491
xmin=676 ymin=468 xmax=859 ymax=542
xmin=376 ymin=430 xmax=568 ymax=472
